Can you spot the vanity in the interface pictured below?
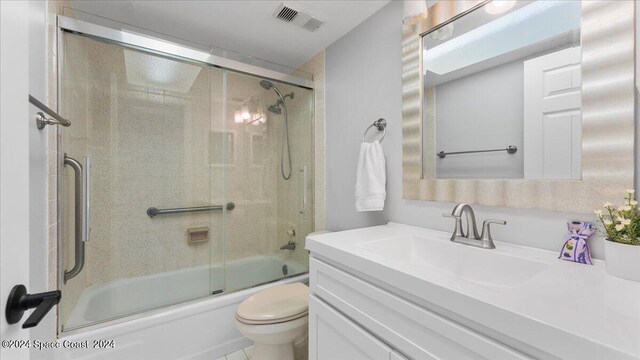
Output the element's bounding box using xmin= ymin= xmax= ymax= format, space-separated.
xmin=306 ymin=223 xmax=640 ymax=360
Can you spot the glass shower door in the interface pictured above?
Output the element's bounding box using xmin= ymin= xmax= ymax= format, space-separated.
xmin=223 ymin=70 xmax=313 ymax=293
xmin=58 ymin=32 xmax=226 ymax=331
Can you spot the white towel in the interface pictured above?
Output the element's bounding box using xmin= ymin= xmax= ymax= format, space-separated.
xmin=355 ymin=140 xmax=386 ymax=212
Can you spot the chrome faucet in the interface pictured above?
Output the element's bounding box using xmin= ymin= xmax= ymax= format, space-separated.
xmin=280 ymin=241 xmax=296 ymax=251
xmin=443 ymin=203 xmax=506 ymax=249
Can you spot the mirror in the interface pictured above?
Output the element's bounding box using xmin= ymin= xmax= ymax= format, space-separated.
xmin=423 ymin=1 xmax=582 ymax=179
xmin=401 ymin=0 xmax=635 ymax=212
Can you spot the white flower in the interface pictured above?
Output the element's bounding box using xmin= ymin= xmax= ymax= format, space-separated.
xmin=620 ymin=218 xmax=632 ymax=226
xmin=618 ymin=205 xmax=632 ymax=212
xmin=603 ymin=202 xmax=613 ymax=208
xmin=631 ymin=200 xmax=638 ymax=206
xmin=594 ymin=210 xmax=603 ymax=216
xmin=615 ymin=223 xmax=625 ymax=231
xmin=604 ymin=219 xmax=613 ymax=225
xmin=627 ymin=189 xmax=636 ymax=194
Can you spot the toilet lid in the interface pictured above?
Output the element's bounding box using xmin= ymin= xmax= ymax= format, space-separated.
xmin=236 ymin=283 xmax=309 ymax=323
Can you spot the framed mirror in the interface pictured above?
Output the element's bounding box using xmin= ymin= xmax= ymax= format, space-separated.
xmin=402 ymin=0 xmax=635 ymax=212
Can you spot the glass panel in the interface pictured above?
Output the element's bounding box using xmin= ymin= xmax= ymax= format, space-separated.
xmin=223 ymin=71 xmax=313 ymax=293
xmin=58 ymin=32 xmax=225 ymax=330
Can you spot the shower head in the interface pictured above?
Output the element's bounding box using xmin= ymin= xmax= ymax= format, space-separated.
xmin=259 ymin=80 xmax=274 ymax=90
xmin=259 ymin=79 xmax=287 ymax=101
xmin=268 ymin=103 xmax=282 ymax=114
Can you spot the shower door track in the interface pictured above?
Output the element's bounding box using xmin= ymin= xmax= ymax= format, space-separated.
xmin=57 ymin=15 xmax=314 ymax=90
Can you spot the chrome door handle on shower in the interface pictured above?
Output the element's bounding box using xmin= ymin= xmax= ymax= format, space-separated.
xmin=300 ymin=165 xmax=307 ymax=217
xmin=83 ymin=156 xmax=90 ymax=242
xmin=63 ymin=155 xmax=86 ymax=283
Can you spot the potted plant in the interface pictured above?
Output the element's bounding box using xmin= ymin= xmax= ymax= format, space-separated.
xmin=594 ymin=189 xmax=640 ymax=281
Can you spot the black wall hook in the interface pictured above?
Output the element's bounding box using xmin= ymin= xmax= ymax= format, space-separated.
xmin=5 ymin=285 xmax=61 ymax=329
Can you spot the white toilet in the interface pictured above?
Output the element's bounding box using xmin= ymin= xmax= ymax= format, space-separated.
xmin=235 ymin=282 xmax=309 ymax=360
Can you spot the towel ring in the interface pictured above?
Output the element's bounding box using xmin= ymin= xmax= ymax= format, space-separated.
xmin=362 ymin=118 xmax=387 ymax=143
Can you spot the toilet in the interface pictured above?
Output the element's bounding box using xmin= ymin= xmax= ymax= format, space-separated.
xmin=235 ymin=282 xmax=309 ymax=360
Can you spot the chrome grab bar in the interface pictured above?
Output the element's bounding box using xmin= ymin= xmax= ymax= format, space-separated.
xmin=147 ymin=202 xmax=235 ymax=218
xmin=437 ymin=145 xmax=517 ymax=159
xmin=63 ymin=155 xmax=85 ymax=283
xmin=29 ymin=95 xmax=71 ymax=129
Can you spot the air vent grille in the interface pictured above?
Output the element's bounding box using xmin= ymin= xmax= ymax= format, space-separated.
xmin=303 ymin=18 xmax=323 ymax=32
xmin=273 ymin=3 xmax=324 ymax=32
xmin=276 ymin=6 xmax=298 ymax=22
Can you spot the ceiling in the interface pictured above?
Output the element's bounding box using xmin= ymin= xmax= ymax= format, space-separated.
xmin=69 ymin=1 xmax=390 ymax=70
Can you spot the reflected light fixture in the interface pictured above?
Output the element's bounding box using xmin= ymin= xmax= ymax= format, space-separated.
xmin=234 ymin=111 xmax=244 ymax=124
xmin=241 ymin=104 xmax=251 ymax=120
xmin=429 ymin=23 xmax=454 ymax=41
xmin=235 ymin=97 xmax=267 ymax=126
xmin=403 ymin=0 xmax=429 ymax=25
xmin=123 ymin=49 xmax=201 ymax=93
xmin=485 ymin=0 xmax=516 ymax=15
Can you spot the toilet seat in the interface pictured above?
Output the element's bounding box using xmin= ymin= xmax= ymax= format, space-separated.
xmin=236 ymin=310 xmax=308 ymax=325
xmin=236 ymin=283 xmax=309 ymax=325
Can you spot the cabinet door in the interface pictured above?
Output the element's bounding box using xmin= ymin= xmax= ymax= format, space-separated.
xmin=310 ymin=295 xmax=392 ymax=360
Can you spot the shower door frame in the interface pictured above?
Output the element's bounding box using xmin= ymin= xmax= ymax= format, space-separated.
xmin=55 ymin=15 xmax=315 ymax=335
xmin=57 ymin=16 xmax=314 ymax=90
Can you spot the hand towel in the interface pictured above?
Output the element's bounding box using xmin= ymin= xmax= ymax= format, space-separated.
xmin=355 ymin=140 xmax=386 ymax=211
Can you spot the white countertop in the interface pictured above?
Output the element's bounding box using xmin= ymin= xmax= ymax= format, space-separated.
xmin=306 ymin=222 xmax=640 ymax=360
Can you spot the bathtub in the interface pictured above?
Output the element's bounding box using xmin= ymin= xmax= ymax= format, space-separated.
xmin=53 ymin=255 xmax=308 ymax=360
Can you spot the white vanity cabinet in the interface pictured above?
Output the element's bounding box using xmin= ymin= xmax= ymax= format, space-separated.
xmin=306 ymin=224 xmax=640 ymax=360
xmin=309 ymin=296 xmax=408 ymax=360
xmin=308 ymin=258 xmax=532 ymax=360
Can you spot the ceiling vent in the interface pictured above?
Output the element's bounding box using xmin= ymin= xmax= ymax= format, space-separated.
xmin=274 ymin=3 xmax=324 ymax=32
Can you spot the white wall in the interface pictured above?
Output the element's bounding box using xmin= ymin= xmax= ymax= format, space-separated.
xmin=28 ymin=0 xmax=59 ymax=353
xmin=1 ymin=1 xmax=33 ymax=358
xmin=325 ymin=3 xmax=394 ymax=230
xmin=325 ymin=0 xmax=640 ymax=259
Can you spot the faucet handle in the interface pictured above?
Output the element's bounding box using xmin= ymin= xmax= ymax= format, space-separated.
xmin=480 ymin=219 xmax=506 ymax=248
xmin=443 ymin=213 xmax=466 ymax=238
xmin=484 ymin=219 xmax=506 ymax=226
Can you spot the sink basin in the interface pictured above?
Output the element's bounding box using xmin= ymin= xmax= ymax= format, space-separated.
xmin=357 ymin=234 xmax=548 ymax=288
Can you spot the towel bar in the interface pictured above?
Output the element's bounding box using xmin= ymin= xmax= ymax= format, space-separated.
xmin=437 ymin=145 xmax=517 ymax=159
xmin=362 ymin=118 xmax=387 ymax=143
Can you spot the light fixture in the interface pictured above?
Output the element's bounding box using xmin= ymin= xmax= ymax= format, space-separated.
xmin=403 ymin=0 xmax=428 ymax=25
xmin=235 ymin=97 xmax=268 ymax=126
xmin=234 ymin=110 xmax=244 ymax=124
xmin=123 ymin=49 xmax=202 ymax=93
xmin=241 ymin=104 xmax=251 ymax=120
xmin=429 ymin=23 xmax=454 ymax=41
xmin=484 ymin=0 xmax=516 ymax=15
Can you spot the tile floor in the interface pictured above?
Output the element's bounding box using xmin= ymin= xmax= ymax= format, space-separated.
xmin=215 ymin=345 xmax=253 ymax=360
